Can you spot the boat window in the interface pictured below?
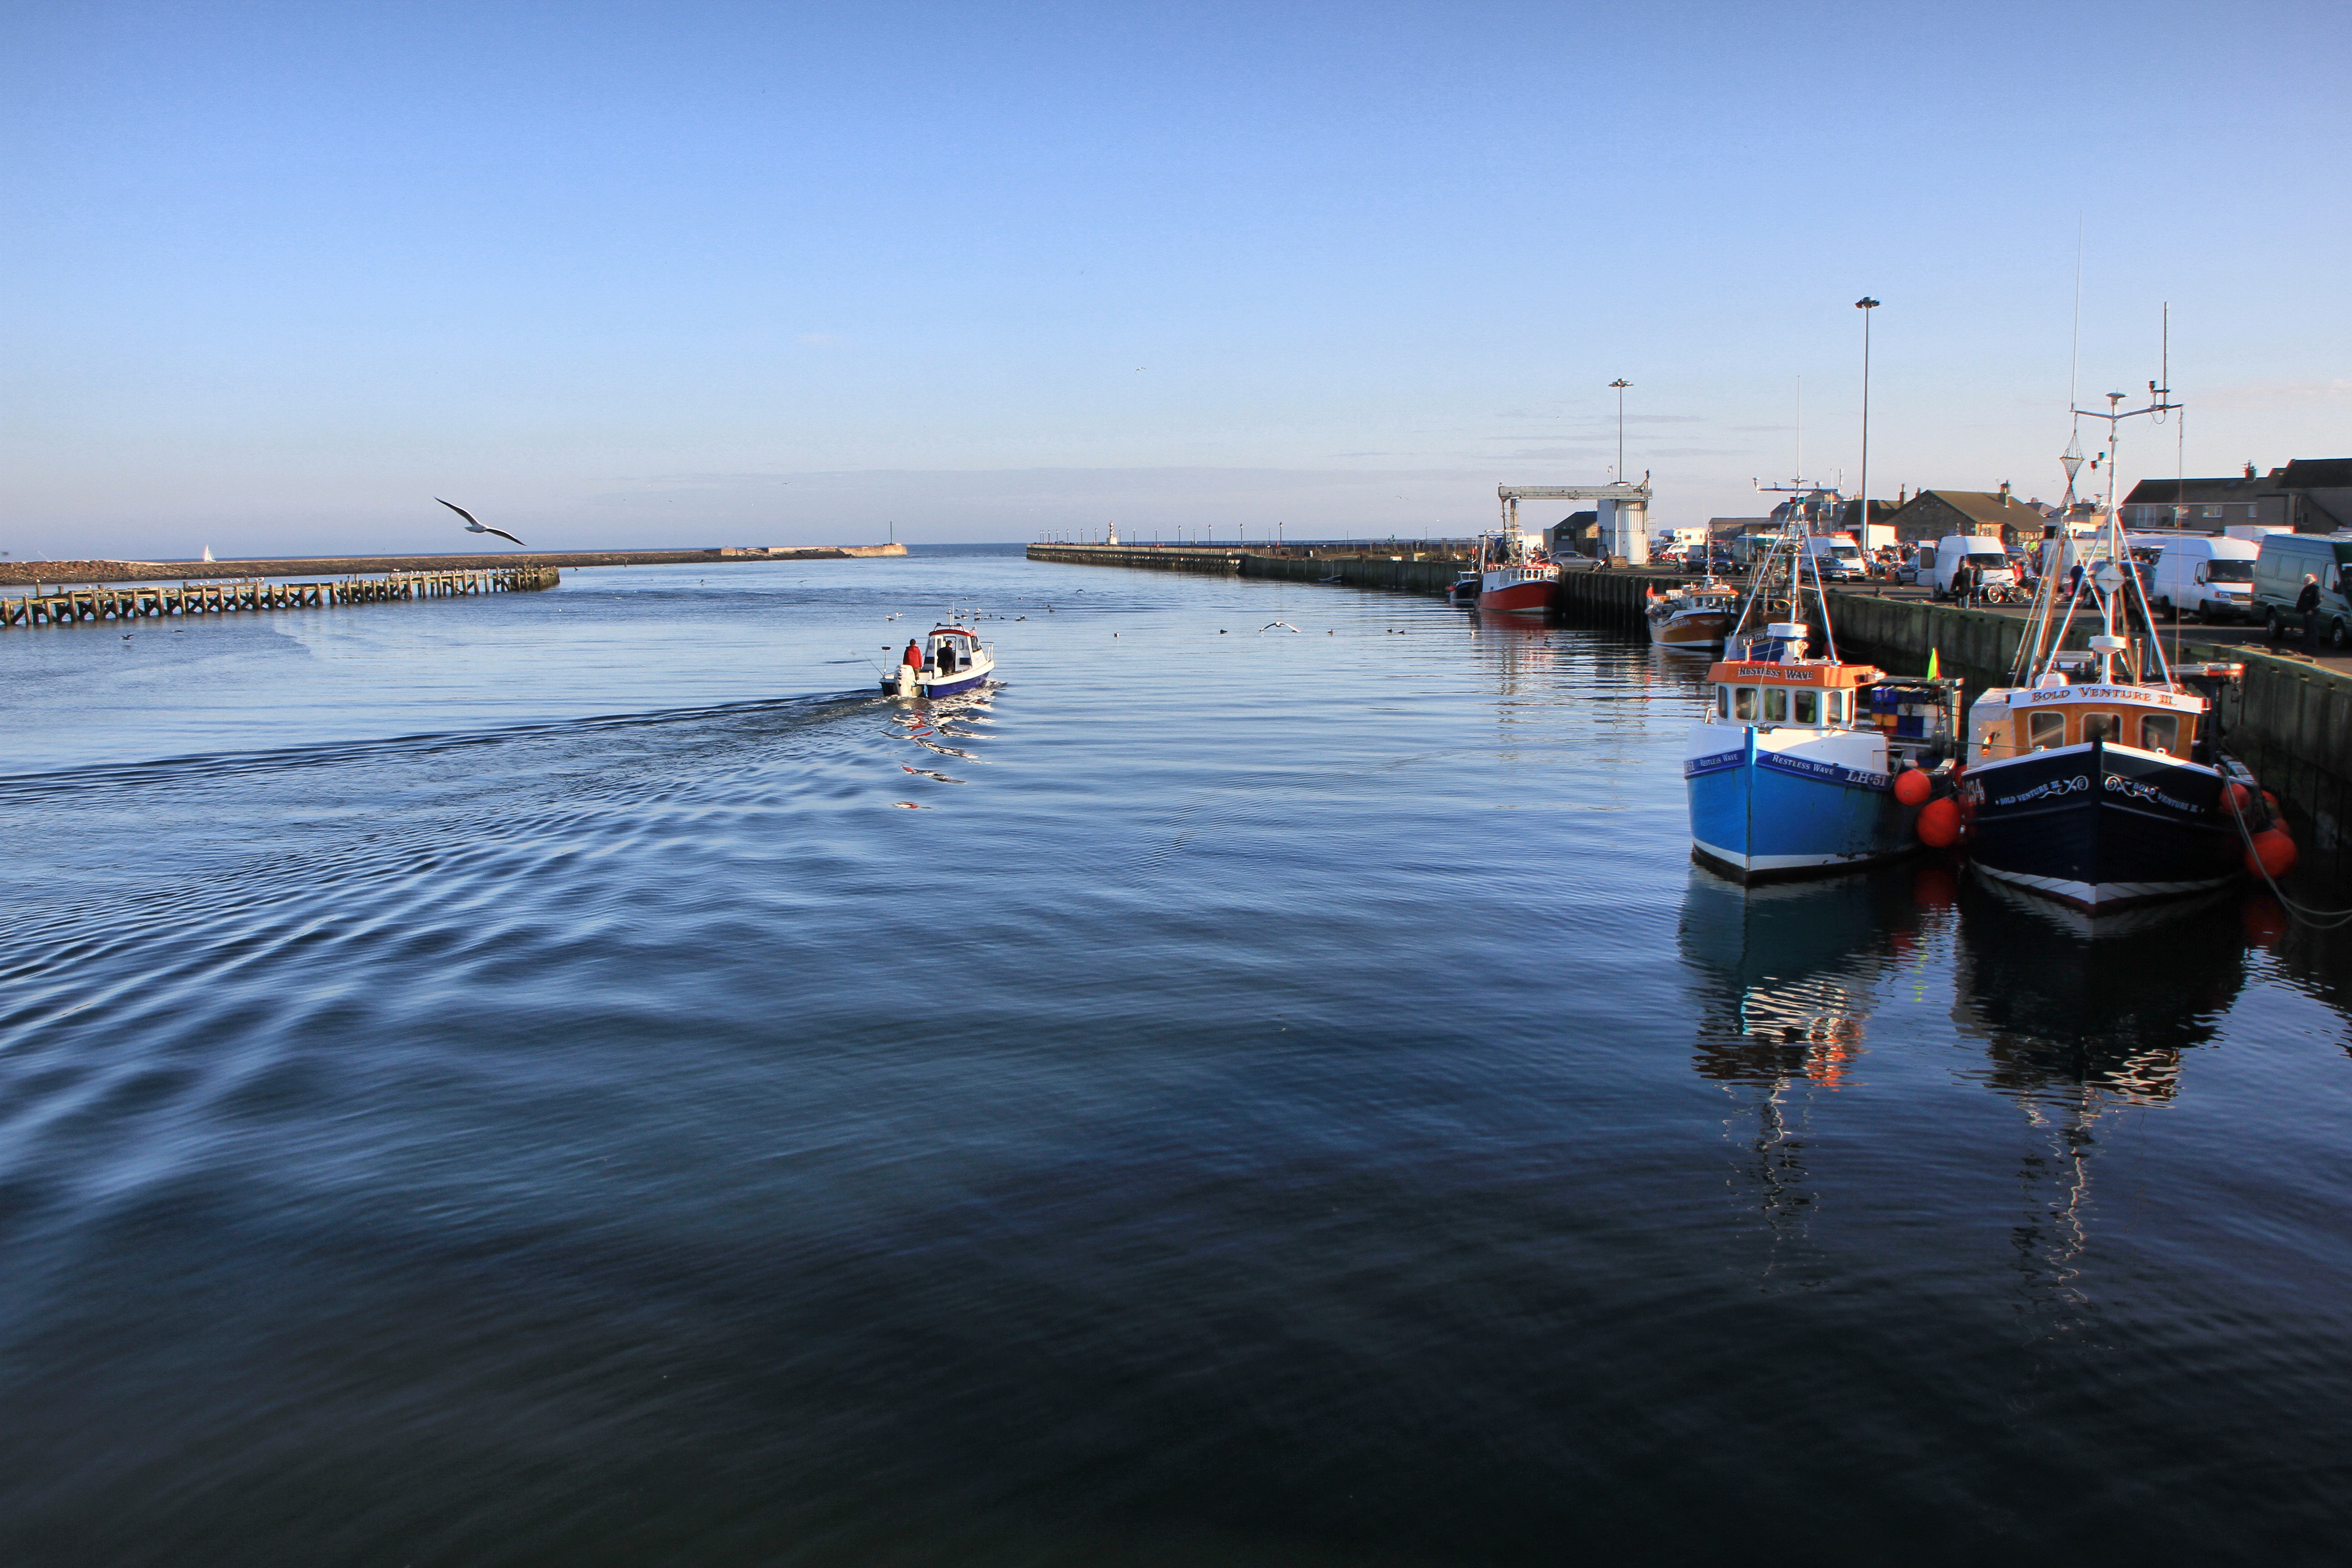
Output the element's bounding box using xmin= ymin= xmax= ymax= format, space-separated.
xmin=1826 ymin=690 xmax=1848 ymax=724
xmin=2027 ymin=710 xmax=2066 ymax=750
xmin=1762 ymin=688 xmax=1788 ymax=722
xmin=1717 ymin=687 xmax=1730 ymax=719
xmin=2140 ymin=713 xmax=2180 ymax=755
xmin=1793 ymin=689 xmax=1819 ymax=725
xmin=2083 ymin=712 xmax=2121 ymax=744
xmin=1735 ymin=687 xmax=1757 ymax=720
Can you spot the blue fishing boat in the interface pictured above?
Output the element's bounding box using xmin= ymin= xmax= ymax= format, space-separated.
xmin=1682 ymin=516 xmax=1962 ymax=883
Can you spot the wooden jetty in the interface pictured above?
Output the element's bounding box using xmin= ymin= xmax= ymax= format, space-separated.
xmin=0 ymin=565 xmax=561 ymax=629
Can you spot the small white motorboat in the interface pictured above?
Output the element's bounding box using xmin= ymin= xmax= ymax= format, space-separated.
xmin=884 ymin=624 xmax=995 ymax=698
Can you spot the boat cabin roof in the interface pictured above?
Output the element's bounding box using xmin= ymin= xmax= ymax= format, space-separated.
xmin=928 ymin=626 xmax=979 ymax=640
xmin=1705 ymin=660 xmax=1882 ymax=689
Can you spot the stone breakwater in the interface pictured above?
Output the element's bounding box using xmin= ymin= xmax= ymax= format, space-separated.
xmin=0 ymin=543 xmax=906 ymax=587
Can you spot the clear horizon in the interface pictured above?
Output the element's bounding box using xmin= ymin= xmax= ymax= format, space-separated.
xmin=6 ymin=1 xmax=2346 ymax=559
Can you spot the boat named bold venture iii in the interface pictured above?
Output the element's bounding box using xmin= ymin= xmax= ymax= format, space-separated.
xmin=1958 ymin=432 xmax=2274 ymax=911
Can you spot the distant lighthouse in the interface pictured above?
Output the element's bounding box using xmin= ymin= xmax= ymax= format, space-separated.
xmin=1106 ymin=521 xmax=1119 ymax=545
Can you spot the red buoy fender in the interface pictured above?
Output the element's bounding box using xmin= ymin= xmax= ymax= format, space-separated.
xmin=1916 ymin=797 xmax=1962 ymax=849
xmin=2246 ymin=828 xmax=2298 ymax=880
xmin=1893 ymin=769 xmax=1934 ymax=808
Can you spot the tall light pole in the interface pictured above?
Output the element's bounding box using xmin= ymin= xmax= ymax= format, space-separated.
xmin=1855 ymin=298 xmax=1879 ymax=537
xmin=1609 ymin=379 xmax=1632 ymax=481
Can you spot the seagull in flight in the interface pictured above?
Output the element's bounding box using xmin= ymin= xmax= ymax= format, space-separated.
xmin=1258 ymin=621 xmax=1301 ymax=633
xmin=437 ymin=499 xmax=527 ymax=547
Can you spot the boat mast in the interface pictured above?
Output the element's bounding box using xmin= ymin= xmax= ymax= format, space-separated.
xmin=2070 ymin=346 xmax=2180 ymax=685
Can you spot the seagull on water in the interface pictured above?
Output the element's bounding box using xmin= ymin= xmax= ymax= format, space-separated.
xmin=437 ymin=499 xmax=528 ymax=547
xmin=1258 ymin=621 xmax=1300 ymax=633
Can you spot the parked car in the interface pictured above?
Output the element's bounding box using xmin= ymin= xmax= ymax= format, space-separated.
xmin=2254 ymin=532 xmax=2352 ymax=647
xmin=1894 ymin=547 xmax=1929 ymax=586
xmin=1921 ymin=536 xmax=2017 ymax=600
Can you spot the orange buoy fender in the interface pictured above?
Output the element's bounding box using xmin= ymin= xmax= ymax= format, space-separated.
xmin=1893 ymin=768 xmax=1934 ymax=808
xmin=2246 ymin=828 xmax=2298 ymax=880
xmin=1916 ymin=797 xmax=1962 ymax=849
xmin=2224 ymin=782 xmax=2253 ymax=816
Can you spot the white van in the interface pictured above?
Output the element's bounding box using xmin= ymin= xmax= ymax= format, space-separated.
xmin=1801 ymin=533 xmax=1866 ymax=581
xmin=2135 ymin=534 xmax=2261 ymax=622
xmin=1922 ymin=535 xmax=2016 ymax=600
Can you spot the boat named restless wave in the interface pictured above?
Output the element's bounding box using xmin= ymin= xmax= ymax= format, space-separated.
xmin=1682 ymin=510 xmax=1965 ymax=883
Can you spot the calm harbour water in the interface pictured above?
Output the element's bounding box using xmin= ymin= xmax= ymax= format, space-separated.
xmin=4 ymin=544 xmax=2350 ymax=1565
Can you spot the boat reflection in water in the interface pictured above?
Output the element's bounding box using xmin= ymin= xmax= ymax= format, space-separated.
xmin=1952 ymin=875 xmax=2250 ymax=1108
xmin=1679 ymin=859 xmax=1937 ymax=1087
xmin=1677 ymin=861 xmax=1946 ymax=1261
xmin=1681 ymin=852 xmax=2264 ymax=1307
xmin=1950 ymin=876 xmax=2252 ymax=1308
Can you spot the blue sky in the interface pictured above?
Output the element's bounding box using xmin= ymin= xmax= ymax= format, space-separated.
xmin=5 ymin=1 xmax=2346 ymax=557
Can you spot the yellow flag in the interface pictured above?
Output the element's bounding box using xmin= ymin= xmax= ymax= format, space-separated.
xmin=1927 ymin=647 xmax=1940 ymax=679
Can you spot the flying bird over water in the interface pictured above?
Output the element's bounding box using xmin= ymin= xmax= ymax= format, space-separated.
xmin=1259 ymin=622 xmax=1300 ymax=633
xmin=437 ymin=499 xmax=528 ymax=548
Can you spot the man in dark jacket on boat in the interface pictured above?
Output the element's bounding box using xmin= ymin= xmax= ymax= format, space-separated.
xmin=2297 ymin=575 xmax=2322 ymax=649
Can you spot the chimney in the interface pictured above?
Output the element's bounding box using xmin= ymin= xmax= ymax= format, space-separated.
xmin=2245 ymin=461 xmax=2257 ymax=479
xmin=1998 ymin=481 xmax=2011 ymax=506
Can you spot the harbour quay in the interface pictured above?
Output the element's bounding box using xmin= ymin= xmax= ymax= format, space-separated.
xmin=1827 ymin=585 xmax=2352 ymax=891
xmin=1026 ymin=540 xmax=2352 ymax=890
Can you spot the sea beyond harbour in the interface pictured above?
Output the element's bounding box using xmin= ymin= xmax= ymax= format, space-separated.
xmin=3 ymin=543 xmax=2349 ymax=1564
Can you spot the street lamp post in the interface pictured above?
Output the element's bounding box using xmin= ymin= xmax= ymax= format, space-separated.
xmin=1609 ymin=379 xmax=1631 ymax=481
xmin=1855 ymin=298 xmax=1879 ymax=538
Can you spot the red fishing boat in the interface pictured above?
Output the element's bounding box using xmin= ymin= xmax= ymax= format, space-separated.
xmin=1475 ymin=522 xmax=1558 ymax=614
